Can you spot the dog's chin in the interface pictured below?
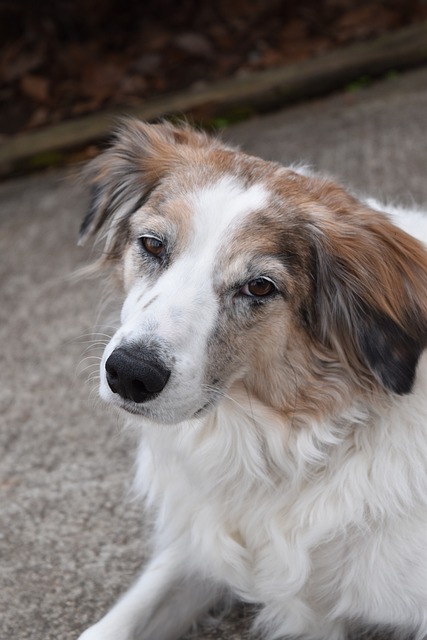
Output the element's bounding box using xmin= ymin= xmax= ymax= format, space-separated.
xmin=100 ymin=388 xmax=218 ymax=425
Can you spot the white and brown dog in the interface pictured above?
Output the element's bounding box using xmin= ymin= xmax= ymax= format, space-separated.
xmin=78 ymin=121 xmax=427 ymax=640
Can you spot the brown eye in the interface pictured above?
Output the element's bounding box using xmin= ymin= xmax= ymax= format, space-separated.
xmin=140 ymin=235 xmax=166 ymax=259
xmin=241 ymin=277 xmax=276 ymax=298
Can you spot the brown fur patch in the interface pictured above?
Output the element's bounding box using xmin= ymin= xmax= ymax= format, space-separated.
xmin=79 ymin=120 xmax=222 ymax=249
xmin=301 ymin=176 xmax=427 ymax=394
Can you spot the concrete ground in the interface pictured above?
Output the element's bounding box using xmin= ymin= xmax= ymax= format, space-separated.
xmin=1 ymin=67 xmax=427 ymax=640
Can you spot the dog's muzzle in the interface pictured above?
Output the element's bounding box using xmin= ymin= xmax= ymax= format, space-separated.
xmin=105 ymin=345 xmax=171 ymax=404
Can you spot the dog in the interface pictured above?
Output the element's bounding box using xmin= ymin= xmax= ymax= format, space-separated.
xmin=77 ymin=120 xmax=427 ymax=640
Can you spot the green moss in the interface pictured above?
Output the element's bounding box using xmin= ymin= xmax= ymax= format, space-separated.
xmin=200 ymin=106 xmax=257 ymax=131
xmin=29 ymin=150 xmax=64 ymax=169
xmin=345 ymin=75 xmax=372 ymax=92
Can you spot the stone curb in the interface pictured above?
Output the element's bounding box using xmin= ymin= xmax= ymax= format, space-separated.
xmin=1 ymin=23 xmax=427 ymax=176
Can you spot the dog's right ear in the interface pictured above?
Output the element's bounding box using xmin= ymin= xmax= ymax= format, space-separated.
xmin=78 ymin=119 xmax=210 ymax=248
xmin=305 ymin=180 xmax=427 ymax=395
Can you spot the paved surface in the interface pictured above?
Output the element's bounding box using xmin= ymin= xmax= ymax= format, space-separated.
xmin=1 ymin=67 xmax=427 ymax=640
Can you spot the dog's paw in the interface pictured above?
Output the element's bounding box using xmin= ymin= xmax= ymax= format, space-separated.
xmin=77 ymin=626 xmax=101 ymax=640
xmin=77 ymin=623 xmax=123 ymax=640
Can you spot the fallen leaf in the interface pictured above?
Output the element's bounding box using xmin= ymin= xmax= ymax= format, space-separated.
xmin=20 ymin=74 xmax=49 ymax=102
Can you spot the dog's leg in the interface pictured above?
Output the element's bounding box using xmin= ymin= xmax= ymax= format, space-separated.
xmin=78 ymin=547 xmax=221 ymax=640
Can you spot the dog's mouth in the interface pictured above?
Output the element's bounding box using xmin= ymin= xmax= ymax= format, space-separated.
xmin=192 ymin=390 xmax=227 ymax=419
xmin=193 ymin=399 xmax=215 ymax=417
xmin=115 ymin=399 xmax=150 ymax=416
xmin=108 ymin=393 xmax=220 ymax=424
xmin=105 ymin=391 xmax=220 ymax=423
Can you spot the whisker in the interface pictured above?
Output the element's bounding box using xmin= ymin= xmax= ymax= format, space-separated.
xmin=73 ymin=332 xmax=113 ymax=340
xmin=78 ymin=364 xmax=102 ymax=377
xmin=79 ymin=355 xmax=103 ymax=363
xmin=201 ymin=384 xmax=253 ymax=417
xmin=65 ymin=331 xmax=113 ymax=346
xmin=243 ymin=381 xmax=257 ymax=426
xmin=79 ymin=339 xmax=110 ymax=347
xmin=89 ymin=386 xmax=101 ymax=403
xmin=77 ymin=356 xmax=103 ymax=372
xmin=80 ymin=344 xmax=109 ymax=357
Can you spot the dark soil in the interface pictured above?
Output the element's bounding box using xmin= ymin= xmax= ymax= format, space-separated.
xmin=1 ymin=0 xmax=427 ymax=139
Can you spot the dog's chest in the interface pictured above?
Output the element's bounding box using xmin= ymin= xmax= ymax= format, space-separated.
xmin=135 ymin=385 xmax=427 ymax=610
xmin=136 ymin=416 xmax=349 ymax=601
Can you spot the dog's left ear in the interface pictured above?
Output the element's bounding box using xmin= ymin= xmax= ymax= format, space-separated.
xmin=78 ymin=119 xmax=211 ymax=248
xmin=307 ymin=183 xmax=427 ymax=394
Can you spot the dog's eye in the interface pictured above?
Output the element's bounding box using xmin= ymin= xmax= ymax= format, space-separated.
xmin=240 ymin=277 xmax=276 ymax=298
xmin=139 ymin=235 xmax=166 ymax=259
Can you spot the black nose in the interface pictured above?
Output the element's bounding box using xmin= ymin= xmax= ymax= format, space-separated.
xmin=105 ymin=346 xmax=171 ymax=404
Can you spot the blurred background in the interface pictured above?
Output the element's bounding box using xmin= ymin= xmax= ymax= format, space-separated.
xmin=1 ymin=0 xmax=427 ymax=140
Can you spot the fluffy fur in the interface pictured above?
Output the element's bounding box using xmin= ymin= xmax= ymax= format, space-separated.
xmin=77 ymin=121 xmax=427 ymax=640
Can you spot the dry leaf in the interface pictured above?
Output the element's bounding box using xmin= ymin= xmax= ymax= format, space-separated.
xmin=20 ymin=74 xmax=49 ymax=102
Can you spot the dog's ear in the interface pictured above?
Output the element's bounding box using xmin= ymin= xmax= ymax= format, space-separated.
xmin=78 ymin=119 xmax=210 ymax=247
xmin=306 ymin=181 xmax=427 ymax=394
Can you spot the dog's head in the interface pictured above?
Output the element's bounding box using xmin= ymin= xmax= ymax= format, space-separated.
xmin=80 ymin=120 xmax=427 ymax=424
